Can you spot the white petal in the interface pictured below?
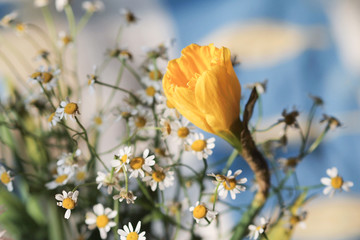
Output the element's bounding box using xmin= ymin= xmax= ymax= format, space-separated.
xmin=55 ymin=194 xmax=64 ymax=201
xmin=128 ymin=222 xmax=134 ymax=232
xmin=107 ymin=210 xmax=117 ymax=219
xmin=64 ymin=209 xmax=71 ymax=219
xmin=135 ymin=221 xmax=141 ymax=233
xmin=99 ymin=228 xmax=107 ymax=239
xmin=327 ymin=167 xmax=338 ymax=178
xmin=320 ymin=177 xmax=331 ymax=186
xmin=94 ymin=203 xmax=104 ymax=215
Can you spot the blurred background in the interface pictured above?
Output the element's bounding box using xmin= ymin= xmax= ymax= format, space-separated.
xmin=0 ymin=0 xmax=359 ymax=239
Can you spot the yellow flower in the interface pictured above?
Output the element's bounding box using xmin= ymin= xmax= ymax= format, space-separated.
xmin=162 ymin=43 xmax=241 ymax=146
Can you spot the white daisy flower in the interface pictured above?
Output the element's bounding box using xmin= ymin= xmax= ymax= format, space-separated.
xmin=142 ymin=165 xmax=174 ymax=191
xmin=82 ymin=0 xmax=104 ymax=12
xmin=96 ymin=171 xmax=118 ymax=194
xmin=56 ymin=100 xmax=80 ymax=120
xmin=320 ymin=167 xmax=354 ymax=197
xmin=28 ymin=66 xmax=61 ymax=91
xmin=55 ymin=190 xmax=79 ymax=219
xmin=74 ymin=165 xmax=87 ymax=184
xmin=137 ymin=81 xmax=161 ymax=105
xmin=189 ymin=201 xmax=218 ymax=223
xmin=118 ymin=221 xmax=146 ymax=240
xmin=245 ymin=79 xmax=268 ymax=95
xmin=48 ymin=112 xmax=61 ymax=129
xmin=111 ymin=146 xmax=133 ymax=172
xmin=113 ymin=186 xmax=137 ymax=204
xmin=57 ymin=149 xmax=81 ymax=170
xmin=58 ymin=31 xmax=72 ymax=47
xmin=209 ymin=169 xmax=247 ymax=200
xmin=186 ymin=133 xmax=215 ymax=160
xmin=34 ymin=0 xmax=48 ymax=7
xmin=56 ymin=0 xmax=69 ymax=12
xmin=128 ymin=108 xmax=155 ymax=137
xmin=248 ymin=217 xmax=268 ymax=240
xmin=0 ymin=166 xmax=14 ymax=192
xmin=159 ymin=118 xmax=173 ymax=138
xmin=114 ymin=104 xmax=138 ymax=122
xmin=85 ymin=203 xmax=117 ymax=239
xmin=171 ymin=118 xmax=194 ymax=145
xmin=46 ymin=166 xmax=74 ymax=189
xmin=120 ymin=8 xmax=137 ymax=25
xmin=284 ymin=208 xmax=307 ymax=230
xmin=155 ymin=95 xmax=179 ymax=119
xmin=86 ymin=65 xmax=98 ymax=94
xmin=128 ymin=149 xmax=155 ymax=179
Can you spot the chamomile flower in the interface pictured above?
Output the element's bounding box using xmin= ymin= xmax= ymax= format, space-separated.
xmin=55 ymin=190 xmax=79 ymax=219
xmin=34 ymin=49 xmax=50 ymax=62
xmin=155 ymin=95 xmax=179 ymax=119
xmin=85 ymin=203 xmax=117 ymax=239
xmin=56 ymin=100 xmax=80 ymax=120
xmin=87 ymin=66 xmax=98 ymax=94
xmin=0 ymin=166 xmax=13 ymax=192
xmin=46 ymin=166 xmax=74 ymax=189
xmin=56 ymin=0 xmax=69 ymax=12
xmin=114 ymin=104 xmax=137 ymax=122
xmin=113 ymin=186 xmax=137 ymax=204
xmin=111 ymin=146 xmax=133 ymax=172
xmin=138 ymin=81 xmax=161 ymax=105
xmin=120 ymin=8 xmax=137 ymax=25
xmin=186 ymin=133 xmax=215 ymax=160
xmin=284 ymin=209 xmax=307 ymax=230
xmin=142 ymin=165 xmax=174 ymax=191
xmin=128 ymin=149 xmax=155 ymax=179
xmin=57 ymin=149 xmax=81 ymax=170
xmin=320 ymin=167 xmax=354 ymax=197
xmin=128 ymin=108 xmax=154 ymax=137
xmin=96 ymin=171 xmax=118 ymax=194
xmin=189 ymin=201 xmax=218 ymax=223
xmin=48 ymin=112 xmax=60 ymax=129
xmin=248 ymin=217 xmax=268 ymax=240
xmin=118 ymin=221 xmax=146 ymax=240
xmin=210 ymin=169 xmax=247 ymax=200
xmin=171 ymin=118 xmax=194 ymax=145
xmin=82 ymin=0 xmax=104 ymax=12
xmin=58 ymin=31 xmax=72 ymax=47
xmin=159 ymin=118 xmax=173 ymax=138
xmin=74 ymin=165 xmax=87 ymax=184
xmin=28 ymin=66 xmax=60 ymax=91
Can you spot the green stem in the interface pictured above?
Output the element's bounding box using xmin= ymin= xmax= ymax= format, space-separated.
xmin=94 ymin=79 xmax=139 ymax=102
xmin=64 ymin=5 xmax=77 ymax=38
xmin=103 ymin=60 xmax=125 ymax=113
xmin=77 ymin=11 xmax=93 ymax=33
xmin=222 ymin=149 xmax=238 ymax=174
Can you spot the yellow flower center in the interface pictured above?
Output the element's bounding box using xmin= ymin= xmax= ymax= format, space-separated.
xmin=121 ymin=154 xmax=128 ymax=164
xmin=256 ymin=226 xmax=262 ymax=231
xmin=55 ymin=174 xmax=68 ymax=183
xmin=120 ymin=50 xmax=132 ymax=60
xmin=191 ymin=140 xmax=206 ymax=151
xmin=155 ymin=148 xmax=166 ymax=157
xmin=130 ymin=157 xmax=144 ymax=170
xmin=62 ymin=198 xmax=75 ymax=210
xmin=76 ymin=171 xmax=86 ymax=181
xmin=145 ymin=86 xmax=156 ymax=97
xmin=331 ymin=176 xmax=343 ymax=189
xmin=166 ymin=100 xmax=174 ymax=108
xmin=42 ymin=72 xmax=53 ymax=83
xmin=223 ymin=178 xmax=237 ymax=190
xmin=96 ymin=214 xmax=109 ymax=228
xmin=48 ymin=112 xmax=55 ymax=122
xmin=135 ymin=117 xmax=146 ymax=128
xmin=152 ymin=171 xmax=165 ymax=182
xmin=94 ymin=116 xmax=102 ymax=125
xmin=16 ymin=23 xmax=25 ymax=32
xmin=290 ymin=215 xmax=300 ymax=226
xmin=31 ymin=72 xmax=42 ymax=79
xmin=62 ymin=36 xmax=72 ymax=45
xmin=149 ymin=70 xmax=162 ymax=80
xmin=64 ymin=103 xmax=78 ymax=115
xmin=126 ymin=232 xmax=139 ymax=240
xmin=193 ymin=205 xmax=207 ymax=219
xmin=177 ymin=127 xmax=189 ymax=138
xmin=121 ymin=112 xmax=131 ymax=118
xmin=164 ymin=122 xmax=171 ymax=135
xmin=0 ymin=172 xmax=11 ymax=184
